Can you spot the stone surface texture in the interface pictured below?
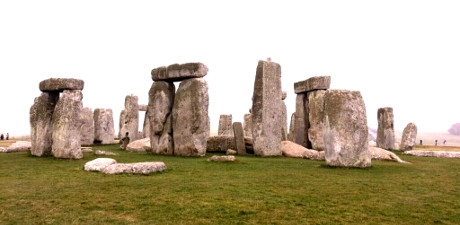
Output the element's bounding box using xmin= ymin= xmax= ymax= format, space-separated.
xmin=126 ymin=138 xmax=152 ymax=152
xmin=218 ymin=114 xmax=233 ymax=136
xmin=294 ymin=93 xmax=309 ymax=147
xmin=39 ymin=78 xmax=84 ymax=92
xmin=232 ymin=122 xmax=246 ymax=155
xmin=404 ymin=150 xmax=460 ymax=158
xmin=369 ymin=147 xmax=409 ymax=163
xmin=281 ymin=100 xmax=287 ymax=141
xmin=84 ymin=158 xmax=118 ymax=172
xmin=207 ymin=155 xmax=236 ymax=162
xmin=206 ymin=136 xmax=236 ymax=152
xmin=251 ymin=60 xmax=282 ymax=156
xmin=243 ymin=114 xmax=252 ymax=138
xmin=308 ymin=90 xmax=326 ymax=151
xmin=172 ymin=78 xmax=209 ymax=156
xmin=101 ymin=162 xmax=167 ymax=175
xmin=80 ymin=107 xmax=95 ymax=146
xmin=400 ymin=123 xmax=417 ymax=151
xmin=94 ymin=150 xmax=118 ymax=156
xmin=287 ymin=113 xmax=296 ymax=142
xmin=151 ymin=63 xmax=208 ymax=82
xmin=323 ymin=90 xmax=371 ymax=168
xmin=30 ymin=92 xmax=59 ymax=156
xmin=294 ymin=76 xmax=331 ymax=94
xmin=281 ymin=141 xmax=324 ymax=160
xmin=377 ymin=107 xmax=396 ymax=150
xmin=93 ymin=108 xmax=115 ymax=144
xmin=138 ymin=104 xmax=148 ymax=111
xmin=148 ymin=81 xmax=175 ymax=155
xmin=52 ymin=90 xmax=83 ymax=159
xmin=119 ymin=95 xmax=139 ymax=142
xmin=142 ymin=111 xmax=151 ymax=138
xmin=0 ymin=141 xmax=32 ymax=153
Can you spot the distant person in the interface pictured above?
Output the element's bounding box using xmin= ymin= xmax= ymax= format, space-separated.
xmin=0 ymin=134 xmax=3 ymax=140
xmin=6 ymin=133 xmax=9 ymax=140
xmin=420 ymin=140 xmax=423 ymax=145
xmin=120 ymin=132 xmax=130 ymax=150
xmin=435 ymin=140 xmax=438 ymax=146
xmin=443 ymin=140 xmax=447 ymax=145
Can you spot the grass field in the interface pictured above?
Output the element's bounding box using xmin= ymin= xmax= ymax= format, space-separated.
xmin=0 ymin=143 xmax=459 ymax=224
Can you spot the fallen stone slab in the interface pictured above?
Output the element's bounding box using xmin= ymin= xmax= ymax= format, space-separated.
xmin=81 ymin=147 xmax=93 ymax=153
xmin=294 ymin=76 xmax=331 ymax=94
xmin=126 ymin=138 xmax=151 ymax=152
xmin=207 ymin=155 xmax=236 ymax=162
xmin=94 ymin=150 xmax=119 ymax=156
xmin=369 ymin=147 xmax=410 ymax=164
xmin=84 ymin=158 xmax=118 ymax=172
xmin=39 ymin=78 xmax=84 ymax=92
xmin=0 ymin=141 xmax=32 ymax=153
xmin=403 ymin=150 xmax=460 ymax=158
xmin=281 ymin=141 xmax=324 ymax=160
xmin=151 ymin=63 xmax=208 ymax=82
xmin=101 ymin=162 xmax=167 ymax=175
xmin=226 ymin=149 xmax=237 ymax=155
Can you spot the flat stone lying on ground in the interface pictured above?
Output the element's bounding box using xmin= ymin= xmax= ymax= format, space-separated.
xmin=226 ymin=149 xmax=237 ymax=155
xmin=294 ymin=76 xmax=331 ymax=94
xmin=101 ymin=162 xmax=167 ymax=175
xmin=84 ymin=158 xmax=118 ymax=172
xmin=400 ymin=123 xmax=417 ymax=151
xmin=151 ymin=63 xmax=208 ymax=82
xmin=81 ymin=147 xmax=93 ymax=153
xmin=0 ymin=141 xmax=32 ymax=153
xmin=126 ymin=138 xmax=151 ymax=152
xmin=39 ymin=78 xmax=84 ymax=92
xmin=404 ymin=150 xmax=460 ymax=158
xmin=369 ymin=147 xmax=410 ymax=164
xmin=281 ymin=141 xmax=324 ymax=160
xmin=323 ymin=90 xmax=371 ymax=168
xmin=207 ymin=155 xmax=236 ymax=162
xmin=30 ymin=92 xmax=59 ymax=157
xmin=94 ymin=150 xmax=119 ymax=156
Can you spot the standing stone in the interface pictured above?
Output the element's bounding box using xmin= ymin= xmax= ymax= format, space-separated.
xmin=400 ymin=123 xmax=417 ymax=151
xmin=287 ymin=113 xmax=296 ymax=142
xmin=218 ymin=114 xmax=233 ymax=136
xmin=93 ymin=108 xmax=115 ymax=144
xmin=119 ymin=95 xmax=139 ymax=142
xmin=294 ymin=93 xmax=309 ymax=147
xmin=80 ymin=107 xmax=95 ymax=146
xmin=308 ymin=90 xmax=326 ymax=151
xmin=377 ymin=107 xmax=396 ymax=150
xmin=243 ymin=114 xmax=252 ymax=138
xmin=251 ymin=60 xmax=282 ymax=156
xmin=148 ymin=81 xmax=175 ymax=155
xmin=233 ymin=122 xmax=246 ymax=155
xmin=142 ymin=111 xmax=150 ymax=138
xmin=172 ymin=78 xmax=209 ymax=156
xmin=30 ymin=92 xmax=59 ymax=157
xmin=323 ymin=90 xmax=370 ymax=168
xmin=52 ymin=90 xmax=83 ymax=159
xmin=281 ymin=99 xmax=288 ymax=141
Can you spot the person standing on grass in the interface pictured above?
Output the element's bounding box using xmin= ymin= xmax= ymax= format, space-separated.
xmin=435 ymin=140 xmax=438 ymax=146
xmin=6 ymin=133 xmax=9 ymax=140
xmin=0 ymin=134 xmax=3 ymax=140
xmin=443 ymin=140 xmax=446 ymax=145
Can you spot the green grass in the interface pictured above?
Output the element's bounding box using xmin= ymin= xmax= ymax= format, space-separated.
xmin=0 ymin=144 xmax=459 ymax=224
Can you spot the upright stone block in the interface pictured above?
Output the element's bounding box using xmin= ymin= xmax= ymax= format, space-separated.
xmin=243 ymin=114 xmax=252 ymax=138
xmin=251 ymin=60 xmax=282 ymax=156
xmin=80 ymin=107 xmax=95 ymax=146
xmin=323 ymin=90 xmax=370 ymax=168
xmin=377 ymin=107 xmax=396 ymax=150
xmin=148 ymin=81 xmax=175 ymax=155
xmin=400 ymin=123 xmax=417 ymax=151
xmin=142 ymin=111 xmax=151 ymax=138
xmin=281 ymin=99 xmax=288 ymax=141
xmin=172 ymin=78 xmax=209 ymax=156
xmin=30 ymin=92 xmax=59 ymax=157
xmin=287 ymin=113 xmax=296 ymax=142
xmin=294 ymin=93 xmax=309 ymax=147
xmin=294 ymin=76 xmax=331 ymax=94
xmin=151 ymin=63 xmax=208 ymax=82
xmin=233 ymin=122 xmax=246 ymax=155
xmin=39 ymin=78 xmax=84 ymax=92
xmin=93 ymin=108 xmax=115 ymax=144
xmin=308 ymin=90 xmax=326 ymax=151
xmin=218 ymin=114 xmax=233 ymax=136
xmin=52 ymin=90 xmax=83 ymax=159
xmin=119 ymin=95 xmax=139 ymax=142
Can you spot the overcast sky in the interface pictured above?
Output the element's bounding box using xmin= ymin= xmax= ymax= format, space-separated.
xmin=1 ymin=0 xmax=459 ymax=136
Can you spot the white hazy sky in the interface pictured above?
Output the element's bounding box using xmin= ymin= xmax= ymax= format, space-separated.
xmin=1 ymin=0 xmax=459 ymax=136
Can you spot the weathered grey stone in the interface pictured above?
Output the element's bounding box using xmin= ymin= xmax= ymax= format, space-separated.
xmin=148 ymin=81 xmax=175 ymax=155
xmin=207 ymin=155 xmax=236 ymax=162
xmin=52 ymin=90 xmax=83 ymax=159
xmin=119 ymin=95 xmax=139 ymax=142
xmin=218 ymin=114 xmax=233 ymax=136
xmin=39 ymin=78 xmax=84 ymax=92
xmin=84 ymin=158 xmax=118 ymax=172
xmin=294 ymin=76 xmax=331 ymax=94
xmin=151 ymin=63 xmax=208 ymax=82
xmin=94 ymin=150 xmax=118 ymax=156
xmin=400 ymin=123 xmax=417 ymax=151
xmin=281 ymin=100 xmax=287 ymax=141
xmin=233 ymin=122 xmax=246 ymax=155
xmin=142 ymin=111 xmax=151 ymax=138
xmin=294 ymin=93 xmax=309 ymax=147
xmin=323 ymin=90 xmax=371 ymax=168
xmin=81 ymin=147 xmax=93 ymax=153
xmin=0 ymin=141 xmax=32 ymax=153
xmin=281 ymin=141 xmax=324 ymax=160
xmin=172 ymin=78 xmax=209 ymax=156
xmin=126 ymin=138 xmax=151 ymax=152
xmin=101 ymin=162 xmax=167 ymax=175
xmin=308 ymin=90 xmax=326 ymax=151
xmin=30 ymin=92 xmax=59 ymax=157
xmin=287 ymin=113 xmax=296 ymax=142
xmin=207 ymin=136 xmax=235 ymax=152
xmin=226 ymin=149 xmax=237 ymax=155
xmin=93 ymin=108 xmax=115 ymax=144
xmin=251 ymin=60 xmax=282 ymax=156
xmin=377 ymin=107 xmax=396 ymax=150
xmin=369 ymin=147 xmax=409 ymax=164
xmin=282 ymin=91 xmax=287 ymax=100
xmin=80 ymin=107 xmax=95 ymax=146
xmin=139 ymin=104 xmax=148 ymax=111
xmin=404 ymin=150 xmax=460 ymax=158
xmin=243 ymin=114 xmax=252 ymax=138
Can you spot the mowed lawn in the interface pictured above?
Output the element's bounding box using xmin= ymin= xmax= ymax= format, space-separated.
xmin=0 ymin=143 xmax=459 ymax=224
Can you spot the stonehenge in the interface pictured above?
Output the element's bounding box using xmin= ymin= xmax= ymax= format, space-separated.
xmin=232 ymin=122 xmax=246 ymax=155
xmin=30 ymin=92 xmax=59 ymax=157
xmin=400 ymin=123 xmax=417 ymax=151
xmin=80 ymin=107 xmax=95 ymax=146
xmin=149 ymin=63 xmax=210 ymax=157
xmin=243 ymin=114 xmax=252 ymax=138
xmin=93 ymin=108 xmax=115 ymax=144
xmin=377 ymin=107 xmax=396 ymax=150
xmin=218 ymin=114 xmax=233 ymax=136
xmin=119 ymin=95 xmax=139 ymax=142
